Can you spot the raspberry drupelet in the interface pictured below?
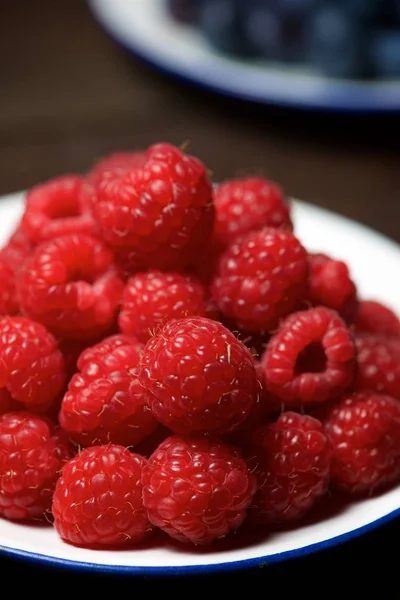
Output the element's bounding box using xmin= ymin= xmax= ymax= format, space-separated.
xmin=0 ymin=227 xmax=33 ymax=273
xmin=354 ymin=333 xmax=400 ymax=400
xmin=87 ymin=151 xmax=146 ymax=186
xmin=0 ymin=257 xmax=19 ymax=315
xmin=139 ymin=316 xmax=257 ymax=435
xmin=214 ymin=176 xmax=292 ymax=247
xmin=355 ymin=300 xmax=400 ymax=337
xmin=17 ymin=233 xmax=124 ymax=340
xmin=320 ymin=392 xmax=400 ymax=494
xmin=21 ymin=175 xmax=96 ymax=245
xmin=246 ymin=412 xmax=331 ymax=524
xmin=52 ymin=445 xmax=152 ymax=547
xmin=0 ymin=412 xmax=73 ymax=521
xmin=119 ymin=270 xmax=212 ymax=343
xmin=59 ymin=334 xmax=158 ymax=447
xmin=0 ymin=317 xmax=66 ymax=410
xmin=142 ymin=435 xmax=256 ymax=544
xmin=212 ymin=227 xmax=308 ymax=333
xmin=90 ymin=142 xmax=214 ymax=273
xmin=262 ymin=307 xmax=356 ymax=407
xmin=307 ymin=253 xmax=358 ymax=323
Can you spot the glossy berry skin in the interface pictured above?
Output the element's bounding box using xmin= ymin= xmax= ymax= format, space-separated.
xmin=0 ymin=317 xmax=66 ymax=410
xmin=142 ymin=435 xmax=256 ymax=544
xmin=0 ymin=412 xmax=73 ymax=520
xmin=247 ymin=412 xmax=331 ymax=524
xmin=52 ymin=445 xmax=152 ymax=547
xmin=139 ymin=317 xmax=257 ymax=435
xmin=18 ymin=234 xmax=124 ymax=340
xmin=0 ymin=258 xmax=19 ymax=315
xmin=354 ymin=333 xmax=400 ymax=400
xmin=21 ymin=175 xmax=95 ymax=245
xmin=307 ymin=253 xmax=358 ymax=323
xmin=91 ymin=143 xmax=214 ymax=273
xmin=59 ymin=334 xmax=158 ymax=447
xmin=262 ymin=307 xmax=356 ymax=407
xmin=212 ymin=227 xmax=308 ymax=333
xmin=119 ymin=271 xmax=211 ymax=343
xmin=320 ymin=392 xmax=400 ymax=494
xmin=214 ymin=177 xmax=292 ymax=247
xmin=355 ymin=300 xmax=400 ymax=337
xmin=87 ymin=151 xmax=146 ymax=186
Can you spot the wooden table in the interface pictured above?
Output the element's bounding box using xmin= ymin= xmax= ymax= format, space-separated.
xmin=0 ymin=0 xmax=399 ymax=593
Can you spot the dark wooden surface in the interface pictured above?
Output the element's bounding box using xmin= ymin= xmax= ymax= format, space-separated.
xmin=0 ymin=0 xmax=399 ymax=592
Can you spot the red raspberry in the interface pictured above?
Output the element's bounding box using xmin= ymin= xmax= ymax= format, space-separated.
xmin=320 ymin=392 xmax=400 ymax=494
xmin=212 ymin=228 xmax=308 ymax=332
xmin=355 ymin=300 xmax=400 ymax=337
xmin=142 ymin=435 xmax=256 ymax=544
xmin=119 ymin=271 xmax=212 ymax=343
xmin=59 ymin=334 xmax=158 ymax=447
xmin=307 ymin=253 xmax=358 ymax=323
xmin=354 ymin=333 xmax=400 ymax=400
xmin=18 ymin=234 xmax=124 ymax=340
xmin=0 ymin=258 xmax=18 ymax=315
xmin=0 ymin=227 xmax=33 ymax=273
xmin=246 ymin=412 xmax=331 ymax=524
xmin=91 ymin=142 xmax=214 ymax=272
xmin=214 ymin=177 xmax=292 ymax=247
xmin=52 ymin=445 xmax=152 ymax=547
xmin=87 ymin=151 xmax=146 ymax=186
xmin=0 ymin=317 xmax=66 ymax=410
xmin=139 ymin=317 xmax=257 ymax=435
xmin=21 ymin=175 xmax=95 ymax=245
xmin=0 ymin=390 xmax=20 ymax=415
xmin=262 ymin=307 xmax=356 ymax=407
xmin=0 ymin=412 xmax=73 ymax=520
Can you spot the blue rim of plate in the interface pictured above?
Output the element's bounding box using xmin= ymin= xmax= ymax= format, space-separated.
xmin=87 ymin=0 xmax=400 ymax=113
xmin=1 ymin=507 xmax=399 ymax=576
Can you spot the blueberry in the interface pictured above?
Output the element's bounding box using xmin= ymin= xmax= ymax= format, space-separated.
xmin=306 ymin=5 xmax=367 ymax=78
xmin=166 ymin=0 xmax=201 ymax=24
xmin=244 ymin=5 xmax=283 ymax=60
xmin=370 ymin=31 xmax=400 ymax=77
xmin=199 ymin=0 xmax=255 ymax=57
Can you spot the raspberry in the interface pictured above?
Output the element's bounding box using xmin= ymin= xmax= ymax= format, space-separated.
xmin=0 ymin=258 xmax=18 ymax=315
xmin=355 ymin=300 xmax=400 ymax=337
xmin=262 ymin=307 xmax=356 ymax=407
xmin=307 ymin=253 xmax=358 ymax=323
xmin=59 ymin=334 xmax=158 ymax=447
xmin=119 ymin=271 xmax=211 ymax=343
xmin=0 ymin=227 xmax=33 ymax=273
xmin=320 ymin=392 xmax=400 ymax=494
xmin=0 ymin=317 xmax=66 ymax=410
xmin=212 ymin=228 xmax=308 ymax=332
xmin=354 ymin=333 xmax=400 ymax=400
xmin=52 ymin=445 xmax=152 ymax=546
xmin=87 ymin=151 xmax=146 ymax=186
xmin=0 ymin=390 xmax=20 ymax=415
xmin=139 ymin=317 xmax=257 ymax=435
xmin=0 ymin=412 xmax=73 ymax=520
xmin=214 ymin=177 xmax=292 ymax=247
xmin=246 ymin=412 xmax=331 ymax=524
xmin=142 ymin=435 xmax=256 ymax=544
xmin=18 ymin=234 xmax=124 ymax=340
xmin=91 ymin=142 xmax=214 ymax=272
xmin=21 ymin=175 xmax=96 ymax=245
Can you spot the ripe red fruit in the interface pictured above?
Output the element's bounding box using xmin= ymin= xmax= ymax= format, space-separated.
xmin=212 ymin=227 xmax=308 ymax=332
xmin=0 ymin=316 xmax=66 ymax=410
xmin=246 ymin=412 xmax=331 ymax=524
xmin=119 ymin=271 xmax=211 ymax=343
xmin=91 ymin=142 xmax=214 ymax=273
xmin=59 ymin=334 xmax=158 ymax=447
xmin=0 ymin=227 xmax=33 ymax=273
xmin=139 ymin=316 xmax=257 ymax=435
xmin=0 ymin=412 xmax=73 ymax=520
xmin=213 ymin=177 xmax=292 ymax=247
xmin=354 ymin=333 xmax=400 ymax=400
xmin=355 ymin=300 xmax=400 ymax=337
xmin=18 ymin=234 xmax=124 ymax=340
xmin=87 ymin=151 xmax=146 ymax=186
xmin=142 ymin=435 xmax=256 ymax=544
xmin=52 ymin=445 xmax=152 ymax=546
xmin=307 ymin=253 xmax=358 ymax=323
xmin=262 ymin=307 xmax=356 ymax=407
xmin=0 ymin=258 xmax=19 ymax=315
xmin=320 ymin=392 xmax=400 ymax=494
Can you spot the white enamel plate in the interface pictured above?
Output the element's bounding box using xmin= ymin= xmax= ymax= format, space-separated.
xmin=0 ymin=191 xmax=399 ymax=574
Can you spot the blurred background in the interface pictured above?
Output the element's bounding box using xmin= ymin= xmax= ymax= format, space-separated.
xmin=0 ymin=0 xmax=400 ymax=242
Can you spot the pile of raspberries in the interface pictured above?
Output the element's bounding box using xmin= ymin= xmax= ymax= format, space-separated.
xmin=0 ymin=142 xmax=399 ymax=548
